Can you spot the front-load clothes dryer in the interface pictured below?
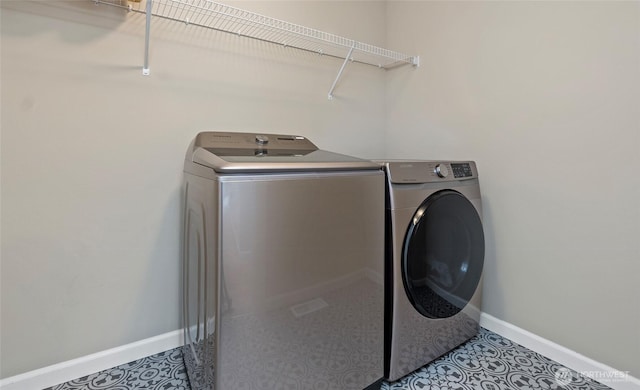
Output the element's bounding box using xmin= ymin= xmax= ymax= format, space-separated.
xmin=182 ymin=132 xmax=385 ymax=390
xmin=380 ymin=160 xmax=485 ymax=382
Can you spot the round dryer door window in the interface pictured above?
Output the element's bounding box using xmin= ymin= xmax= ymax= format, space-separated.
xmin=402 ymin=189 xmax=485 ymax=319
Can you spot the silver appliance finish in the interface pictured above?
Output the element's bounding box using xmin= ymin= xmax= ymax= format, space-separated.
xmin=182 ymin=132 xmax=385 ymax=390
xmin=189 ymin=131 xmax=378 ymax=173
xmin=382 ymin=160 xmax=485 ymax=382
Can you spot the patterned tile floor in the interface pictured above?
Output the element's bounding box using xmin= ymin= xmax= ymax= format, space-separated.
xmin=46 ymin=328 xmax=611 ymax=390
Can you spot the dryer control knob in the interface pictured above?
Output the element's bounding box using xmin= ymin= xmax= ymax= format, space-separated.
xmin=435 ymin=164 xmax=449 ymax=178
xmin=255 ymin=135 xmax=270 ymax=145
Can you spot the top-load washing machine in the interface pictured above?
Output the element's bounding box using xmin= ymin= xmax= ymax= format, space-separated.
xmin=182 ymin=132 xmax=385 ymax=390
xmin=380 ymin=160 xmax=485 ymax=382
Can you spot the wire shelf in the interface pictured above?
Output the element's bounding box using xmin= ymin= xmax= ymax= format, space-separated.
xmin=94 ymin=0 xmax=419 ymax=98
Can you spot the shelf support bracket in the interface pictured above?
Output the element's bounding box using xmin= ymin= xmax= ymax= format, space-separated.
xmin=328 ymin=45 xmax=355 ymax=100
xmin=142 ymin=0 xmax=152 ymax=75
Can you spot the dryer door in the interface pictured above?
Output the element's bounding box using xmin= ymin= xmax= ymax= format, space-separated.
xmin=402 ymin=189 xmax=484 ymax=319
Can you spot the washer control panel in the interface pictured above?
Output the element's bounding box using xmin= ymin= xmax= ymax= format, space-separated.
xmin=194 ymin=131 xmax=317 ymax=152
xmin=255 ymin=134 xmax=270 ymax=145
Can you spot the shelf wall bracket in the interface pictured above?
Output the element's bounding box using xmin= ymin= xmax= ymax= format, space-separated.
xmin=328 ymin=45 xmax=355 ymax=100
xmin=142 ymin=0 xmax=152 ymax=75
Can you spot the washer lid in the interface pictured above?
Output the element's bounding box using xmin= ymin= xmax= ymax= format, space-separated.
xmin=187 ymin=131 xmax=379 ymax=173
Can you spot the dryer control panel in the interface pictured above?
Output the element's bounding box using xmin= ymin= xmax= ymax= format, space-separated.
xmin=382 ymin=161 xmax=478 ymax=184
xmin=451 ymin=163 xmax=474 ymax=178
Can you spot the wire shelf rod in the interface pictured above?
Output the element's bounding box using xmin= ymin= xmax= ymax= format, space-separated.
xmin=93 ymin=0 xmax=419 ymax=96
xmin=97 ymin=0 xmax=418 ymax=66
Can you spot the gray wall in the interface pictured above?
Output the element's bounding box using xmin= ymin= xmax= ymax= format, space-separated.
xmin=0 ymin=0 xmax=387 ymax=378
xmin=2 ymin=0 xmax=639 ymax=381
xmin=386 ymin=0 xmax=640 ymax=377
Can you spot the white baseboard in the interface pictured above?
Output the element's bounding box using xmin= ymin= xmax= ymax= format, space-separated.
xmin=2 ymin=316 xmax=638 ymax=390
xmin=0 ymin=330 xmax=183 ymax=390
xmin=480 ymin=313 xmax=640 ymax=390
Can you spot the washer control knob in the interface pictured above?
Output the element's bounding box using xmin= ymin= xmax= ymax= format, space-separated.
xmin=434 ymin=164 xmax=449 ymax=178
xmin=255 ymin=135 xmax=269 ymax=145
